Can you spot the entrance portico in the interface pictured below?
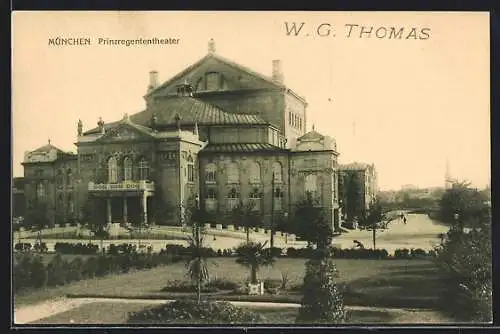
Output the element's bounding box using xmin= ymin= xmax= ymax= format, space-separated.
xmin=88 ymin=180 xmax=155 ymax=224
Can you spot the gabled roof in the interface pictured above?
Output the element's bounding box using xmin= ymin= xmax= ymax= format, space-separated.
xmin=146 ymin=53 xmax=285 ymax=98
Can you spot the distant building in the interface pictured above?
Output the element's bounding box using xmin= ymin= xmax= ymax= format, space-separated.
xmin=21 ymin=141 xmax=78 ymax=225
xmin=338 ymin=162 xmax=378 ymax=221
xmin=16 ymin=39 xmax=343 ymax=231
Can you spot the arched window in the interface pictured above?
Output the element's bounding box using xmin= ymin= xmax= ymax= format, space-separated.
xmin=66 ymin=168 xmax=72 ymax=185
xmin=305 ymin=174 xmax=317 ymax=199
xmin=249 ymin=162 xmax=261 ymax=184
xmin=138 ymin=158 xmax=149 ymax=180
xmin=123 ymin=157 xmax=133 ymax=181
xmin=187 ymin=156 xmax=194 ymax=182
xmin=226 ymin=162 xmax=239 ymax=184
xmin=205 ymin=163 xmax=217 ymax=184
xmin=108 ymin=157 xmax=118 ymax=183
xmin=36 ymin=182 xmax=46 ymax=200
xmin=272 ymin=162 xmax=283 ymax=184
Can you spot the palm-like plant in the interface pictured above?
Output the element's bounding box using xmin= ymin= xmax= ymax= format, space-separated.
xmin=235 ymin=241 xmax=275 ymax=284
xmin=186 ymin=219 xmax=210 ymax=304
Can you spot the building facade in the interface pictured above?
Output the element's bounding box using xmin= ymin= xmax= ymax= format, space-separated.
xmin=339 ymin=162 xmax=378 ymax=222
xmin=19 ymin=40 xmax=348 ymax=231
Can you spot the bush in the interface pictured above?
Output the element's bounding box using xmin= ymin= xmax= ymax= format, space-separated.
xmin=15 ymin=243 xmax=32 ymax=252
xmin=296 ymin=248 xmax=345 ymax=324
xmin=54 ymin=242 xmax=99 ymax=255
xmin=394 ymin=248 xmax=411 ymax=259
xmin=46 ymin=254 xmax=68 ymax=286
xmin=268 ymin=247 xmax=283 ymax=257
xmin=206 ymin=278 xmax=239 ymax=291
xmin=33 ymin=242 xmax=48 ymax=253
xmin=30 ymin=255 xmax=48 ymax=288
xmin=127 ymin=300 xmax=263 ymax=324
xmin=161 ymin=280 xmax=218 ymax=293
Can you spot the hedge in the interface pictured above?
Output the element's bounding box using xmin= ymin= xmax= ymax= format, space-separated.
xmin=13 ymin=250 xmax=182 ymax=293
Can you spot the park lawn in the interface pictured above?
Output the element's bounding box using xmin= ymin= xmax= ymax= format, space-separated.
xmin=29 ymin=301 xmax=451 ymax=325
xmin=15 ymin=258 xmax=442 ymax=310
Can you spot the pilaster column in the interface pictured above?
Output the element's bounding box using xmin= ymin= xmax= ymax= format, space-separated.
xmin=106 ymin=198 xmax=112 ymax=224
xmin=123 ymin=196 xmax=128 ymax=223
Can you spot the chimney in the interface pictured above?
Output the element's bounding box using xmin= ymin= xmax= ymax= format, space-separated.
xmin=208 ymin=38 xmax=216 ymax=54
xmin=147 ymin=70 xmax=159 ymax=93
xmin=272 ymin=59 xmax=284 ymax=84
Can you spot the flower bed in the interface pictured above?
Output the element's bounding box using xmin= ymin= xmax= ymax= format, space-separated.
xmin=127 ymin=300 xmax=263 ymax=324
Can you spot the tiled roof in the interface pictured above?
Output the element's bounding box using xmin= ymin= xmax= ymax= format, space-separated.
xmin=298 ymin=130 xmax=325 ymax=141
xmin=200 ymin=143 xmax=286 ymax=153
xmin=340 ymin=162 xmax=372 ymax=170
xmin=136 ymin=96 xmax=266 ymax=126
xmin=83 ymin=96 xmax=266 ymax=135
xmin=32 ymin=143 xmax=66 ymax=154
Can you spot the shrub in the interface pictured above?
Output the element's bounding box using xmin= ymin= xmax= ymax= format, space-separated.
xmin=54 ymin=242 xmax=99 ymax=255
xmin=206 ymin=278 xmax=239 ymax=291
xmin=161 ymin=280 xmax=218 ymax=293
xmin=268 ymin=247 xmax=283 ymax=258
xmin=65 ymin=257 xmax=84 ymax=282
xmin=296 ymin=248 xmax=345 ymax=324
xmin=47 ymin=254 xmax=68 ymax=286
xmin=127 ymin=300 xmax=263 ymax=324
xmin=394 ymin=248 xmax=411 ymax=259
xmin=14 ymin=243 xmax=32 ymax=252
xmin=30 ymin=255 xmax=48 ymax=288
xmin=33 ymin=242 xmax=48 ymax=253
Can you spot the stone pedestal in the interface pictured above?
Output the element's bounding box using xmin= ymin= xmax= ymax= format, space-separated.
xmin=258 ymin=228 xmax=265 ymax=234
xmin=216 ymin=224 xmax=223 ymax=230
xmin=227 ymin=225 xmax=235 ymax=231
xmin=204 ymin=223 xmax=211 ymax=229
xmin=248 ymin=281 xmax=264 ymax=295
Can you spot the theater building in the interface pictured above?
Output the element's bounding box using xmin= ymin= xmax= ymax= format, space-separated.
xmin=21 ymin=39 xmax=347 ymax=231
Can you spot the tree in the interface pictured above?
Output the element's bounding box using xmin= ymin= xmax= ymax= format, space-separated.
xmin=296 ymin=248 xmax=346 ymax=324
xmin=363 ymin=198 xmax=384 ymax=250
xmin=435 ymin=181 xmax=492 ymax=322
xmin=439 ymin=181 xmax=489 ymax=228
xmin=293 ymin=195 xmax=332 ymax=248
xmin=186 ymin=221 xmax=210 ymax=305
xmin=231 ymin=201 xmax=262 ymax=243
xmin=81 ymin=197 xmax=107 ymax=251
xmin=24 ymin=200 xmax=52 ymax=247
xmin=235 ymin=241 xmax=275 ymax=284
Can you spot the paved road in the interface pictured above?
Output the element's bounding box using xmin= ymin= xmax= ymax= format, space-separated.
xmin=334 ymin=214 xmax=448 ymax=253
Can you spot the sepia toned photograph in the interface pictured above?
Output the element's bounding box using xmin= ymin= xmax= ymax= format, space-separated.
xmin=11 ymin=11 xmax=491 ymax=326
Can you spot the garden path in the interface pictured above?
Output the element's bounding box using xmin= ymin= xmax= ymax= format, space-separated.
xmin=14 ymin=296 xmax=453 ymax=324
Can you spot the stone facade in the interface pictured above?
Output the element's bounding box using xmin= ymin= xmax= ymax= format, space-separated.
xmin=339 ymin=162 xmax=378 ymax=222
xmin=18 ymin=40 xmax=372 ymax=233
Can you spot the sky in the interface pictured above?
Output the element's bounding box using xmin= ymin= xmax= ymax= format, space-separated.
xmin=12 ymin=11 xmax=490 ymax=191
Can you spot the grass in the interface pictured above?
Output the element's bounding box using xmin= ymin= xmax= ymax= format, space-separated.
xmin=29 ymin=301 xmax=451 ymax=325
xmin=15 ymin=258 xmax=441 ymax=310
